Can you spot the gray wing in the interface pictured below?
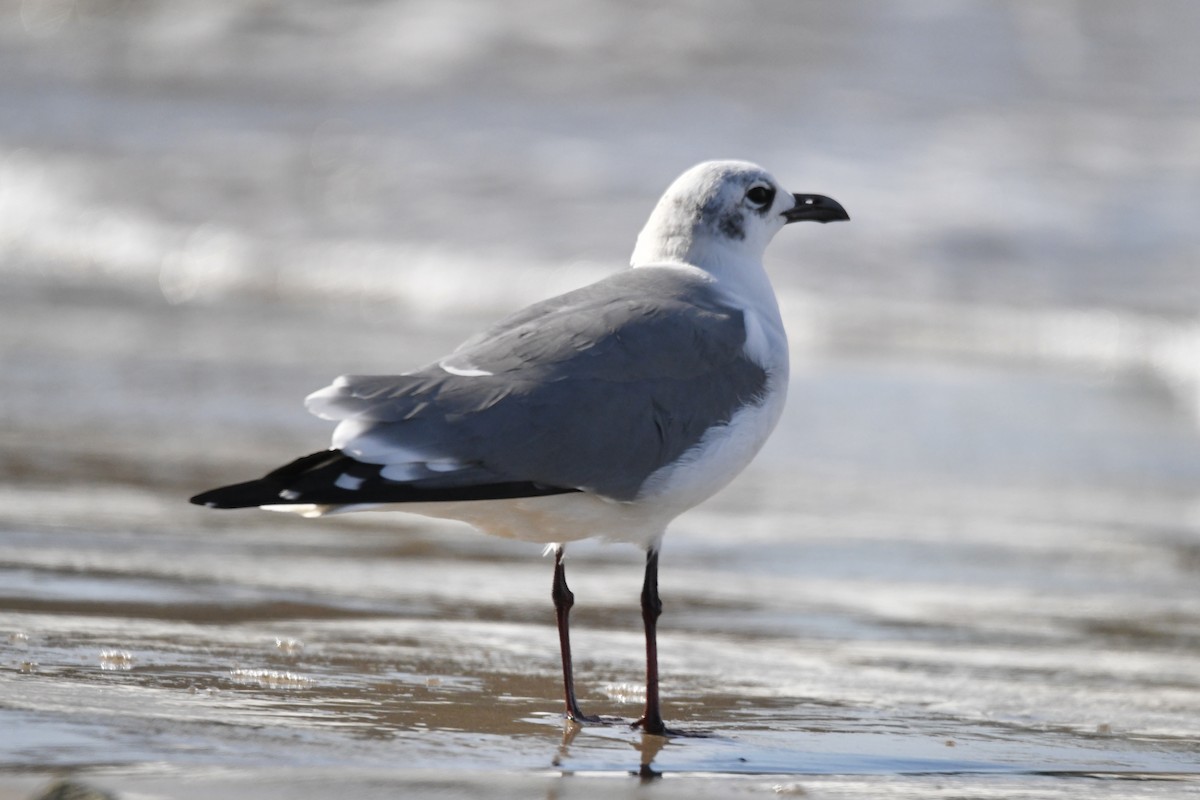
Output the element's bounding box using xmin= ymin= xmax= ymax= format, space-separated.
xmin=306 ymin=267 xmax=769 ymax=500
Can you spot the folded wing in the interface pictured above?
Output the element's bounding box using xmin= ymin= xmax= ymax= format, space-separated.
xmin=196 ymin=267 xmax=769 ymax=510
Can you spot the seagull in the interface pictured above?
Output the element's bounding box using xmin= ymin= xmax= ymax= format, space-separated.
xmin=191 ymin=160 xmax=848 ymax=735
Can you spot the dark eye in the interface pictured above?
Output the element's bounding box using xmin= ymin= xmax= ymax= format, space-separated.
xmin=746 ymin=185 xmax=774 ymax=207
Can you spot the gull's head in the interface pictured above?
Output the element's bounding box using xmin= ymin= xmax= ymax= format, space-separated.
xmin=631 ymin=160 xmax=848 ymax=270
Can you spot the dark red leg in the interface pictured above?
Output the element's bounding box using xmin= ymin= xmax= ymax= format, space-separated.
xmin=553 ymin=546 xmax=599 ymax=723
xmin=633 ymin=548 xmax=667 ymax=735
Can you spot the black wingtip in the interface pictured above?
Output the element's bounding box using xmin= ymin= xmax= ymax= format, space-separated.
xmin=189 ymin=481 xmax=279 ymax=509
xmin=191 ymin=450 xmax=350 ymax=509
xmin=190 ymin=449 xmax=582 ymax=510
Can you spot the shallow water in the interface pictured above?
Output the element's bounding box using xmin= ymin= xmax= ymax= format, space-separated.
xmin=3 ymin=1 xmax=1200 ymax=797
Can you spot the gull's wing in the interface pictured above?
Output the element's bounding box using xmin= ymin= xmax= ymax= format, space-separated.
xmin=305 ymin=267 xmax=769 ymax=501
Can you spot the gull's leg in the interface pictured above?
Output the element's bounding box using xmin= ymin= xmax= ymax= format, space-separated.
xmin=552 ymin=545 xmax=599 ymax=723
xmin=633 ymin=547 xmax=667 ymax=735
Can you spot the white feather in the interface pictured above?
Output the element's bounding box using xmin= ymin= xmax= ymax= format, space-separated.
xmin=334 ymin=473 xmax=365 ymax=491
xmin=439 ymin=361 xmax=493 ymax=377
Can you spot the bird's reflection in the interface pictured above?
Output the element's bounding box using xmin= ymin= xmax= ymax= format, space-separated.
xmin=633 ymin=732 xmax=666 ymax=782
xmin=551 ymin=721 xmax=667 ymax=783
xmin=550 ymin=721 xmax=579 ymax=769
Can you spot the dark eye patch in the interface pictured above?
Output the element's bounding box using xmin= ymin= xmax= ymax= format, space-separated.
xmin=746 ymin=185 xmax=774 ymax=207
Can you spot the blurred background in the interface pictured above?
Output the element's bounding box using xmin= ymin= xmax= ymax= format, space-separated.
xmin=4 ymin=0 xmax=1200 ymax=489
xmin=2 ymin=0 xmax=1200 ymax=792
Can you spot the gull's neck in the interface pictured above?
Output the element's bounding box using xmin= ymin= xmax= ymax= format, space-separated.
xmin=632 ymin=233 xmax=774 ymax=306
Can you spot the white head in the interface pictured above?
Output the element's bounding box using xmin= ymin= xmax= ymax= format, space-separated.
xmin=630 ymin=160 xmax=848 ymax=270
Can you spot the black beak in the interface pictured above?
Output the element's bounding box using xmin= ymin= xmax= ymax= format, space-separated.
xmin=783 ymin=193 xmax=850 ymax=224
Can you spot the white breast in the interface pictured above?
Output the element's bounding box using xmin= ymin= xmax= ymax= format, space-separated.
xmin=636 ymin=366 xmax=788 ymax=514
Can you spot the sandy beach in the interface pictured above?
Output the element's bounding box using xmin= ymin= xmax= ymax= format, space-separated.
xmin=2 ymin=2 xmax=1199 ymax=797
